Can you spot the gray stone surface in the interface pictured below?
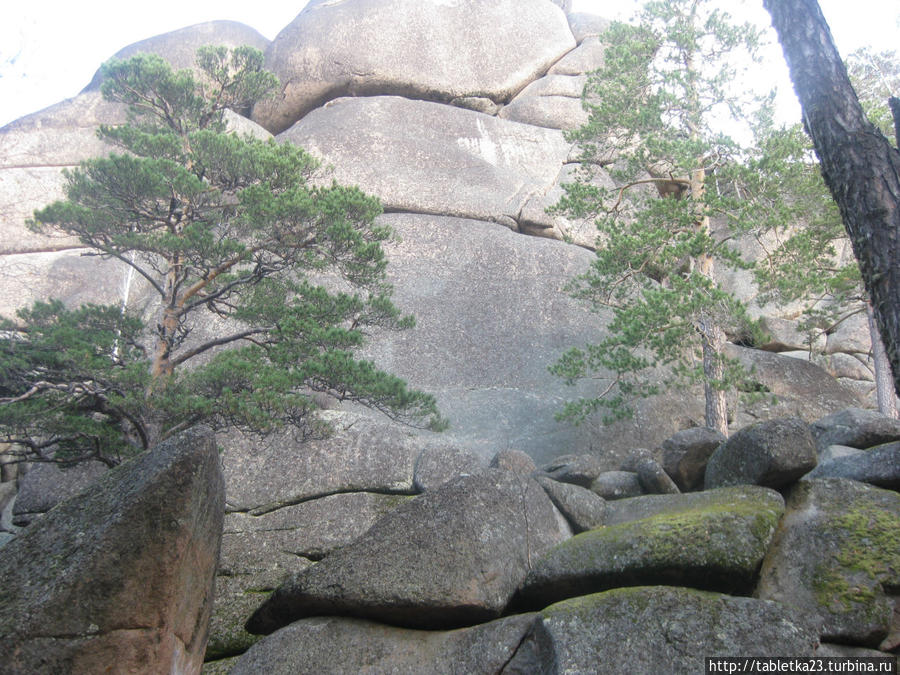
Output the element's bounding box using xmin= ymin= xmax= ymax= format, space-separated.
xmin=566 ymin=13 xmax=612 ymax=44
xmin=803 ymin=441 xmax=900 ymax=490
xmin=413 ymin=444 xmax=487 ymax=492
xmin=12 ymin=460 xmax=108 ymax=526
xmin=548 ymin=36 xmax=607 ymax=75
xmin=604 ymin=485 xmax=782 ymax=526
xmin=0 ymin=427 xmax=224 ymax=675
xmin=589 ymin=471 xmax=644 ymax=500
xmin=504 ymin=587 xmax=817 ymax=673
xmin=535 ymin=475 xmax=607 ymax=532
xmin=757 ymin=478 xmax=900 ymax=647
xmin=219 ymin=411 xmax=424 ymax=513
xmin=245 ymin=470 xmax=571 ymax=633
xmin=278 ymin=96 xmax=571 ymax=229
xmin=757 ymin=316 xmax=825 ymax=352
xmin=252 ymin=0 xmax=575 ymax=133
xmin=233 ymin=613 xmax=538 ymax=675
xmin=489 ymin=449 xmax=538 ymax=475
xmin=82 ymin=21 xmax=270 ymax=92
xmin=705 ymin=417 xmax=818 ymax=490
xmin=662 ymin=426 xmax=726 ymax=492
xmin=541 ymin=453 xmax=604 ymax=487
xmin=810 ymin=407 xmax=900 ymax=451
xmin=635 ymin=457 xmax=680 ymax=495
xmin=515 ymin=486 xmax=783 ymax=609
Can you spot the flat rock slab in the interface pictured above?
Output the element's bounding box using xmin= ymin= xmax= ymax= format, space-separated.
xmin=756 ymin=478 xmax=900 ymax=647
xmin=803 ymin=441 xmax=900 ymax=489
xmin=219 ymin=411 xmax=423 ymax=513
xmin=515 ymin=485 xmax=784 ymax=609
xmin=278 ymin=96 xmax=571 ymax=228
xmin=245 ymin=470 xmax=570 ymax=633
xmin=0 ymin=427 xmax=224 ymax=675
xmin=504 ymin=586 xmax=817 ymax=673
xmin=705 ymin=416 xmax=818 ymax=490
xmin=232 ymin=613 xmax=538 ymax=675
xmin=252 ymin=0 xmax=575 ymax=133
xmin=810 ymin=407 xmax=900 ymax=452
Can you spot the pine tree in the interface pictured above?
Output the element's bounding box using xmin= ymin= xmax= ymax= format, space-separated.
xmin=550 ymin=0 xmax=769 ymax=435
xmin=0 ymin=46 xmax=445 ymax=467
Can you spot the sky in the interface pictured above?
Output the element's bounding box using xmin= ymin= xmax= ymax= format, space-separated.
xmin=1 ymin=0 xmax=898 ymax=129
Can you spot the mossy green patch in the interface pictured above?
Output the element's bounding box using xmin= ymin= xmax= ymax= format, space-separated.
xmin=812 ymin=502 xmax=900 ymax=613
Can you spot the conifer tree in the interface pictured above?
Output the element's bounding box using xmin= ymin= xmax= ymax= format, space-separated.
xmin=0 ymin=46 xmax=444 ymax=467
xmin=550 ymin=0 xmax=768 ymax=435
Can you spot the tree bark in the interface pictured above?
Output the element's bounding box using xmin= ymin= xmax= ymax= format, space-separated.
xmin=867 ymin=303 xmax=899 ymax=419
xmin=764 ymin=0 xmax=900 ymax=397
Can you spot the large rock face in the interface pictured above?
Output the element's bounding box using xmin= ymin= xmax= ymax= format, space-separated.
xmin=0 ymin=427 xmax=224 ymax=675
xmin=252 ymin=0 xmax=575 ymax=133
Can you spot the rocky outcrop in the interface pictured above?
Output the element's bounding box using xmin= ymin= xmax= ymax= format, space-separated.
xmin=0 ymin=427 xmax=224 ymax=675
xmin=251 ymin=0 xmax=575 ymax=134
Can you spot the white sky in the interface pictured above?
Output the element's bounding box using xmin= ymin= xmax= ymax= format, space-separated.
xmin=1 ymin=0 xmax=898 ymax=129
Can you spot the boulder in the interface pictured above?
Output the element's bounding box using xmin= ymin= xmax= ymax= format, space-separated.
xmin=219 ymin=411 xmax=423 ymax=514
xmin=635 ymin=457 xmax=680 ymax=495
xmin=413 ymin=444 xmax=487 ymax=492
xmin=232 ymin=613 xmax=538 ymax=675
xmin=252 ymin=0 xmax=576 ymax=133
xmin=705 ymin=417 xmax=818 ymax=490
xmin=245 ymin=470 xmax=571 ymax=633
xmin=548 ymin=36 xmax=607 ymax=75
xmin=514 ymin=485 xmax=783 ymax=609
xmin=810 ymin=407 xmax=900 ymax=452
xmin=541 ymin=453 xmax=604 ymax=487
xmin=825 ymin=310 xmax=872 ymax=355
xmin=489 ymin=449 xmax=538 ymax=475
xmin=498 ymin=74 xmax=589 ymax=131
xmin=83 ymin=21 xmax=270 ymax=92
xmin=590 ymin=471 xmax=644 ymax=500
xmin=567 ymin=14 xmax=612 ymax=44
xmin=534 ymin=475 xmax=607 ymax=532
xmin=0 ymin=427 xmax=224 ymax=675
xmin=603 ymin=485 xmax=781 ymax=526
xmin=757 ymin=316 xmax=824 ymax=352
xmin=662 ymin=426 xmax=726 ymax=492
xmin=803 ymin=441 xmax=900 ymax=489
xmin=11 ymin=460 xmax=107 ymax=527
xmin=756 ymin=478 xmax=900 ymax=647
xmin=504 ymin=587 xmax=817 ymax=673
xmin=277 ymin=96 xmax=571 ymax=229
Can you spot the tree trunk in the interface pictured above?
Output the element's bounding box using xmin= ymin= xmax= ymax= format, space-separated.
xmin=868 ymin=303 xmax=899 ymax=419
xmin=764 ymin=0 xmax=900 ymax=397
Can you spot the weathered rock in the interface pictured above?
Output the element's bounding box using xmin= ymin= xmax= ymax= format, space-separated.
xmin=566 ymin=14 xmax=612 ymax=44
xmin=662 ymin=426 xmax=726 ymax=492
xmin=515 ymin=485 xmax=783 ymax=609
xmin=590 ymin=471 xmax=644 ymax=500
xmin=0 ymin=427 xmax=224 ymax=675
xmin=548 ymin=36 xmax=607 ymax=75
xmin=278 ymin=96 xmax=571 ymax=229
xmin=252 ymin=0 xmax=575 ymax=133
xmin=220 ymin=492 xmax=412 ymax=571
xmin=803 ymin=441 xmax=900 ymax=489
xmin=705 ymin=417 xmax=818 ymax=490
xmin=758 ymin=316 xmax=825 ymax=352
xmin=756 ymin=478 xmax=900 ymax=647
xmin=825 ymin=310 xmax=872 ymax=355
xmin=219 ymin=411 xmax=423 ymax=514
xmin=361 ymin=214 xmax=611 ymax=464
xmin=535 ymin=475 xmax=607 ymax=532
xmin=233 ymin=613 xmax=538 ymax=675
xmin=245 ymin=470 xmax=571 ymax=633
xmin=498 ymin=74 xmax=590 ymax=131
xmin=11 ymin=459 xmax=107 ymax=527
xmin=635 ymin=457 xmax=680 ymax=495
xmin=490 ymin=449 xmax=538 ymax=475
xmin=820 ymin=444 xmax=866 ymax=463
xmin=83 ymin=21 xmax=269 ymax=91
xmin=541 ymin=453 xmax=604 ymax=488
xmin=810 ymin=407 xmax=900 ymax=452
xmin=824 ymin=352 xmax=875 ymax=382
xmin=603 ymin=485 xmax=781 ymax=526
xmin=413 ymin=444 xmax=487 ymax=492
xmin=504 ymin=587 xmax=817 ymax=673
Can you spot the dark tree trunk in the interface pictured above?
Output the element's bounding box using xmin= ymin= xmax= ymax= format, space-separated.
xmin=764 ymin=0 xmax=900 ymax=397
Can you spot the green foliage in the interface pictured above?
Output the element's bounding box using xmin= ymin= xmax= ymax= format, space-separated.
xmin=845 ymin=48 xmax=899 ymax=140
xmin=551 ymin=0 xmax=768 ymax=428
xmin=1 ymin=47 xmax=444 ymax=467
